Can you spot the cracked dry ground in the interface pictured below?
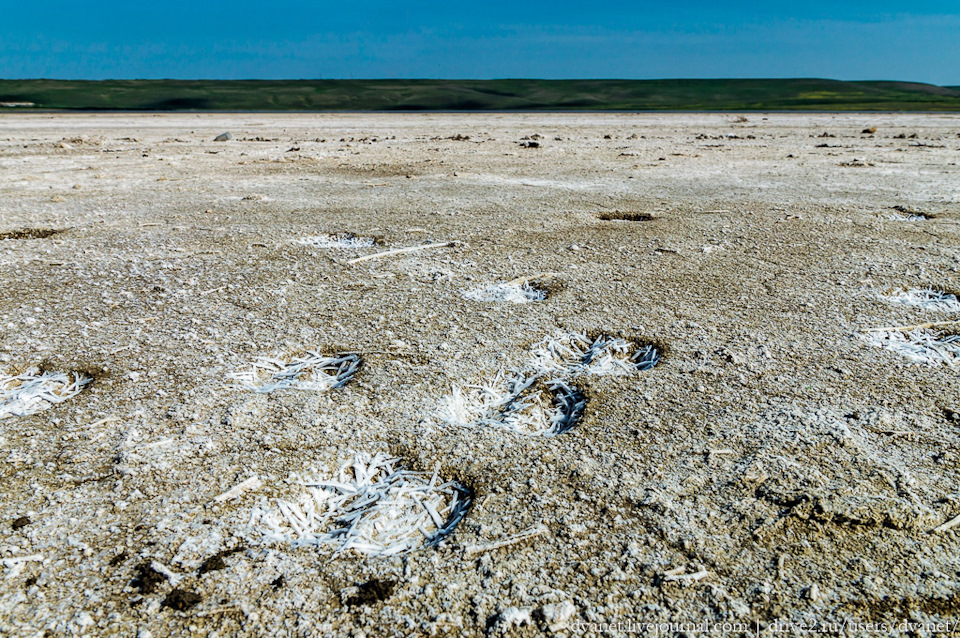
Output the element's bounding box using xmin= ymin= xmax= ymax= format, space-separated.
xmin=1 ymin=112 xmax=959 ymax=636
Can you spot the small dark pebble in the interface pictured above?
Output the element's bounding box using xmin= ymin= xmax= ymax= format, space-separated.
xmin=163 ymin=588 xmax=202 ymax=611
xmin=347 ymin=579 xmax=398 ymax=607
xmin=11 ymin=516 xmax=30 ymax=531
xmin=24 ymin=576 xmax=37 ymax=588
xmin=271 ymin=575 xmax=285 ymax=590
xmin=109 ymin=552 xmax=128 ymax=566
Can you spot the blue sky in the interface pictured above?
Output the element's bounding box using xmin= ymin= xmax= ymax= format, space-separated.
xmin=1 ymin=1 xmax=958 ymax=84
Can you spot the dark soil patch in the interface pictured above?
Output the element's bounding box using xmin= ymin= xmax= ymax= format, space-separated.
xmin=163 ymin=588 xmax=202 ymax=611
xmin=11 ymin=516 xmax=30 ymax=531
xmin=0 ymin=228 xmax=62 ymax=240
xmin=346 ymin=579 xmax=398 ymax=607
xmin=109 ymin=552 xmax=128 ymax=566
xmin=596 ymin=211 xmax=654 ymax=222
xmin=199 ymin=546 xmax=246 ymax=575
xmin=131 ymin=562 xmax=166 ymax=594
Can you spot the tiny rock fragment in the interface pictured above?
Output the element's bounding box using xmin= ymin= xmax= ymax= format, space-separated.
xmin=491 ymin=607 xmax=532 ymax=635
xmin=538 ymin=600 xmax=576 ymax=632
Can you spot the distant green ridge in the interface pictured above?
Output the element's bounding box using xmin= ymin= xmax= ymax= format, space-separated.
xmin=2 ymin=78 xmax=959 ymax=111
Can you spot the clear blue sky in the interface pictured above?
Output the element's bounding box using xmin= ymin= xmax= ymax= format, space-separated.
xmin=2 ymin=1 xmax=958 ymax=84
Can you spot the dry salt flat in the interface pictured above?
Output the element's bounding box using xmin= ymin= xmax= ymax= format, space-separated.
xmin=0 ymin=111 xmax=959 ymax=636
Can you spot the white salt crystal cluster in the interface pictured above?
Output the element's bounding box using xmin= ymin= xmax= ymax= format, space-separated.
xmin=862 ymin=329 xmax=960 ymax=366
xmin=0 ymin=367 xmax=91 ymax=419
xmin=885 ymin=211 xmax=927 ymax=222
xmin=883 ymin=288 xmax=960 ymax=313
xmin=296 ymin=233 xmax=376 ymax=249
xmin=438 ymin=331 xmax=659 ymax=436
xmin=527 ymin=331 xmax=660 ymax=377
xmin=228 ymin=352 xmax=360 ymax=393
xmin=462 ymin=282 xmax=546 ymax=304
xmin=253 ymin=452 xmax=471 ymax=557
xmin=438 ymin=373 xmax=583 ymax=436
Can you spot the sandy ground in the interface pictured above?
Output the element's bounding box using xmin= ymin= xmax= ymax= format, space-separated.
xmin=1 ymin=112 xmax=959 ymax=637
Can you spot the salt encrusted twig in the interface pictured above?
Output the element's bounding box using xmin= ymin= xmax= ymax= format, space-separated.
xmin=347 ymin=241 xmax=457 ymax=264
xmin=663 ymin=569 xmax=711 ymax=583
xmin=2 ymin=554 xmax=43 ymax=568
xmin=864 ymin=320 xmax=960 ymax=333
xmin=213 ymin=476 xmax=263 ymax=504
xmin=862 ymin=328 xmax=960 ymax=366
xmin=886 ymin=211 xmax=927 ymax=222
xmin=228 ymin=352 xmax=360 ymax=393
xmin=253 ymin=452 xmax=471 ymax=557
xmin=931 ymin=514 xmax=960 ymax=534
xmin=437 ymin=331 xmax=659 ymax=437
xmin=437 ymin=374 xmax=584 ymax=437
xmin=463 ymin=525 xmax=548 ymax=557
xmin=296 ymin=233 xmax=376 ymax=249
xmin=463 ymin=282 xmax=545 ymax=304
xmin=883 ymin=289 xmax=960 ymax=313
xmin=527 ymin=331 xmax=660 ymax=377
xmin=1 ymin=368 xmax=92 ymax=419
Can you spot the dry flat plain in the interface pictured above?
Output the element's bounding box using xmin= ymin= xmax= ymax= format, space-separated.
xmin=1 ymin=112 xmax=960 ymax=637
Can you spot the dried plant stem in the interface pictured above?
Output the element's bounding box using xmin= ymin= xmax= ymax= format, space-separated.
xmin=504 ymin=272 xmax=560 ymax=286
xmin=347 ymin=241 xmax=457 ymax=264
xmin=463 ymin=525 xmax=548 ymax=557
xmin=664 ymin=569 xmax=711 ymax=583
xmin=931 ymin=514 xmax=960 ymax=534
xmin=2 ymin=554 xmax=43 ymax=568
xmin=213 ymin=476 xmax=262 ymax=503
xmin=863 ymin=320 xmax=960 ymax=333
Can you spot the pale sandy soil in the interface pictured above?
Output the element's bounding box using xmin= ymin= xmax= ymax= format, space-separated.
xmin=1 ymin=112 xmax=960 ymax=637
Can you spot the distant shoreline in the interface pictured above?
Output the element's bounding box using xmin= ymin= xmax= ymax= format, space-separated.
xmin=4 ymin=110 xmax=960 ymax=115
xmin=2 ymin=78 xmax=959 ymax=112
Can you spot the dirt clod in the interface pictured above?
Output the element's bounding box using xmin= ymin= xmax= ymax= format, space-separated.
xmin=11 ymin=516 xmax=31 ymax=531
xmin=346 ymin=579 xmax=398 ymax=607
xmin=162 ymin=588 xmax=203 ymax=611
xmin=0 ymin=228 xmax=61 ymax=240
xmin=198 ymin=547 xmax=245 ymax=575
xmin=131 ymin=563 xmax=166 ymax=595
xmin=596 ymin=211 xmax=653 ymax=222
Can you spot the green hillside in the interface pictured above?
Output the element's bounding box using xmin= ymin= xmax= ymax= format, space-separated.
xmin=1 ymin=78 xmax=959 ymax=111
